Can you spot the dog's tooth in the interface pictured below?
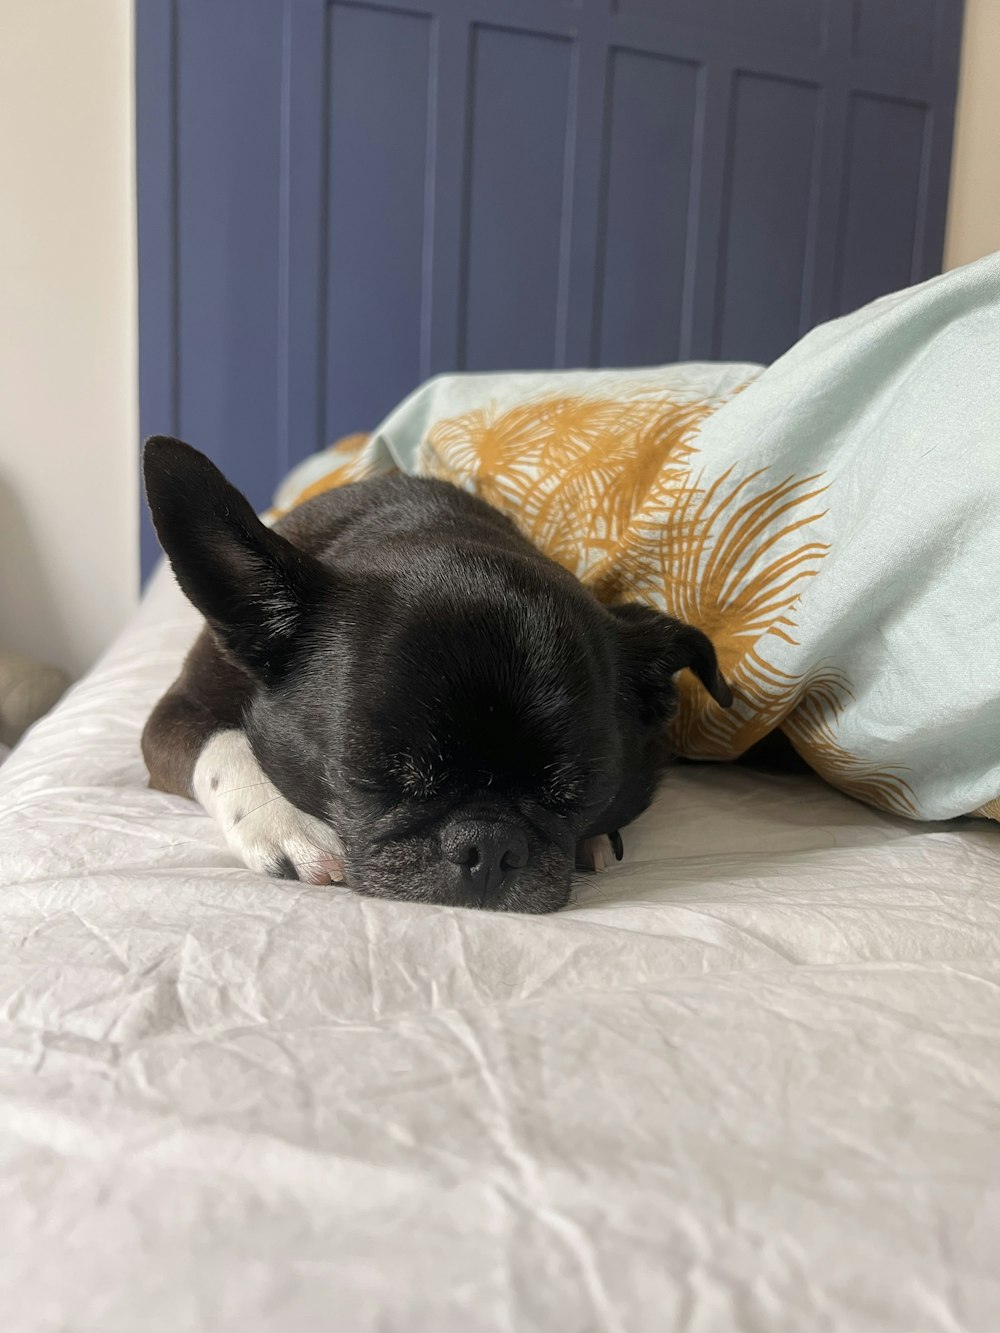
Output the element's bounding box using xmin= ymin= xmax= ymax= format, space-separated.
xmin=578 ymin=834 xmax=611 ymax=873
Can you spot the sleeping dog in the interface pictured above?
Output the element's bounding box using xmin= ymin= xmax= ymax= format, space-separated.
xmin=142 ymin=438 xmax=731 ymax=913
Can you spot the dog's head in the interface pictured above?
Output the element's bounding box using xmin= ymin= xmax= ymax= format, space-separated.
xmin=145 ymin=438 xmax=730 ymax=913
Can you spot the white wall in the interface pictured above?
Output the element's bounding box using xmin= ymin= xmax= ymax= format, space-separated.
xmin=0 ymin=0 xmax=138 ymax=680
xmin=945 ymin=0 xmax=1000 ymax=270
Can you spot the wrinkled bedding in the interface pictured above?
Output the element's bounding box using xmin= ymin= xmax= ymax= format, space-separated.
xmin=1 ymin=567 xmax=999 ymax=1333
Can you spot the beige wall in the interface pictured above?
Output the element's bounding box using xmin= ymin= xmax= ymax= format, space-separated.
xmin=0 ymin=0 xmax=138 ymax=680
xmin=945 ymin=0 xmax=1000 ymax=270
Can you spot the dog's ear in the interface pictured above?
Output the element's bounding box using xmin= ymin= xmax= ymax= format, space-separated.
xmin=610 ymin=602 xmax=732 ymax=723
xmin=143 ymin=436 xmax=328 ymax=683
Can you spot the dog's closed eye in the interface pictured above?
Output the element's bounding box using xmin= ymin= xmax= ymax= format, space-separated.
xmin=539 ymin=760 xmax=590 ymax=811
xmin=386 ymin=752 xmax=443 ymax=800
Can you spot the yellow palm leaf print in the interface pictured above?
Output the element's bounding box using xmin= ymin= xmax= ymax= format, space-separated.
xmin=782 ymin=670 xmax=917 ymax=815
xmin=422 ymin=393 xmax=712 ymax=578
xmin=281 ymin=386 xmax=925 ymax=820
xmin=423 ymin=388 xmax=918 ymax=817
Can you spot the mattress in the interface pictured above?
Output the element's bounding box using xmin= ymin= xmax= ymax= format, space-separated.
xmin=1 ymin=566 xmax=999 ymax=1333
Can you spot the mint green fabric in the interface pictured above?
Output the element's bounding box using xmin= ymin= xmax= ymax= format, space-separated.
xmin=278 ymin=255 xmax=1000 ymax=821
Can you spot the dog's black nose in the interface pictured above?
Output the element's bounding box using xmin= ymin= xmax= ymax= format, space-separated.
xmin=441 ymin=820 xmax=529 ymax=898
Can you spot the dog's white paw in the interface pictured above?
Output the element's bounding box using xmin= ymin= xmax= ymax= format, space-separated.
xmin=193 ymin=730 xmax=344 ymax=885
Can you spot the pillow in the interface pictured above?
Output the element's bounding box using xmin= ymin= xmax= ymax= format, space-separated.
xmin=277 ymin=256 xmax=1000 ymax=824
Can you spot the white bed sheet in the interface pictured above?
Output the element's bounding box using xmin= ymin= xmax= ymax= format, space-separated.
xmin=1 ymin=568 xmax=999 ymax=1333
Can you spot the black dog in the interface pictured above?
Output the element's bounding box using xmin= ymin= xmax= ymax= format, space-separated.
xmin=142 ymin=437 xmax=731 ymax=913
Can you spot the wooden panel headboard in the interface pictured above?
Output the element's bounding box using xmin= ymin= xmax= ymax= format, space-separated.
xmin=136 ymin=0 xmax=965 ymax=574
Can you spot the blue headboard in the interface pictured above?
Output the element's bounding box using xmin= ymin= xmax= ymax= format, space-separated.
xmin=136 ymin=0 xmax=965 ymax=575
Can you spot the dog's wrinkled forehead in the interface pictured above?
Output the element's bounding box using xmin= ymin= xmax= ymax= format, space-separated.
xmin=347 ymin=597 xmax=604 ymax=801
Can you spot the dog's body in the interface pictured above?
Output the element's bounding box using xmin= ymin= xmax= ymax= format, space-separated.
xmin=143 ymin=438 xmax=730 ymax=913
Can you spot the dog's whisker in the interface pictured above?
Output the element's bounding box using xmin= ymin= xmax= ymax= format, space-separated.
xmin=218 ymin=779 xmax=273 ymax=797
